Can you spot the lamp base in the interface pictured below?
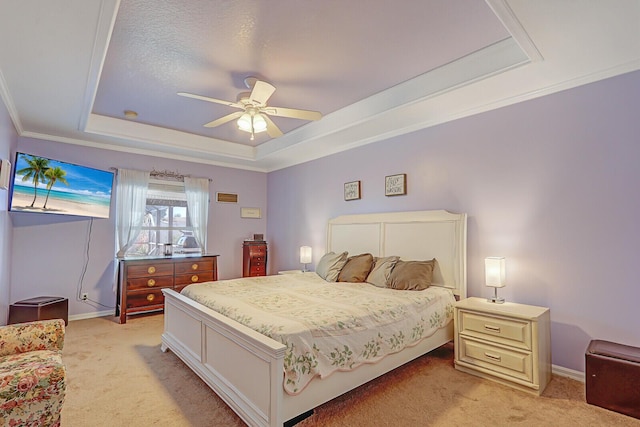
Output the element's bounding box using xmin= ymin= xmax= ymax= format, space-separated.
xmin=487 ymin=287 xmax=505 ymax=304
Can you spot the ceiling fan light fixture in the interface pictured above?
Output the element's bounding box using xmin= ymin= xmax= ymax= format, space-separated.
xmin=237 ymin=112 xmax=268 ymax=136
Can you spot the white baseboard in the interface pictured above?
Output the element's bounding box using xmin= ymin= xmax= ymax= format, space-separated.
xmin=552 ymin=364 xmax=585 ymax=383
xmin=68 ymin=310 xmax=115 ymax=322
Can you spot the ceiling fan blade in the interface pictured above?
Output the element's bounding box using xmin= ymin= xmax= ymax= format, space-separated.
xmin=263 ymin=114 xmax=284 ymax=138
xmin=177 ymin=92 xmax=243 ymax=109
xmin=203 ymin=111 xmax=244 ymax=128
xmin=263 ymin=106 xmax=322 ymax=121
xmin=249 ymin=80 xmax=276 ymax=105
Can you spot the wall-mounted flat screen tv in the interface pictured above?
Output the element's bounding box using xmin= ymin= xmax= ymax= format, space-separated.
xmin=9 ymin=152 xmax=114 ymax=219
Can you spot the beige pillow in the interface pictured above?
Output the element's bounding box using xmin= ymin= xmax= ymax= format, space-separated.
xmin=366 ymin=256 xmax=400 ymax=287
xmin=387 ymin=259 xmax=436 ymax=291
xmin=316 ymin=251 xmax=348 ymax=281
xmin=338 ymin=253 xmax=374 ymax=282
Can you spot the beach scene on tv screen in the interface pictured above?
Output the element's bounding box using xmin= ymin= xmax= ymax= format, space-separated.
xmin=11 ymin=153 xmax=113 ymax=219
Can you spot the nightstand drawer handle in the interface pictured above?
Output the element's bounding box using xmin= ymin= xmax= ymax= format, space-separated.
xmin=147 ymin=279 xmax=156 ymax=287
xmin=484 ymin=324 xmax=501 ymax=333
xmin=484 ymin=352 xmax=502 ymax=362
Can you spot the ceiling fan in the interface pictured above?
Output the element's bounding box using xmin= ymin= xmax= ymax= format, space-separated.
xmin=178 ymin=77 xmax=322 ymax=141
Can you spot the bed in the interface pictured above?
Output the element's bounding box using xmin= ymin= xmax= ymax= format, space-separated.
xmin=161 ymin=210 xmax=467 ymax=426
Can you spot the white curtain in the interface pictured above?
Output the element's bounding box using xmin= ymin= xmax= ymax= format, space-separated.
xmin=115 ymin=168 xmax=150 ymax=257
xmin=184 ymin=176 xmax=209 ymax=252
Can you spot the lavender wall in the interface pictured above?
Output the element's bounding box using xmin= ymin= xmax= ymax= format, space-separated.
xmin=0 ymin=97 xmax=18 ymax=324
xmin=10 ymin=138 xmax=267 ymax=318
xmin=267 ymin=70 xmax=640 ymax=373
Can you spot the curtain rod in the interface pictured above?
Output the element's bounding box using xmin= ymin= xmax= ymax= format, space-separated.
xmin=109 ymin=167 xmax=212 ymax=182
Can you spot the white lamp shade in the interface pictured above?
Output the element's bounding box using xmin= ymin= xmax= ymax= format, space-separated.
xmin=300 ymin=246 xmax=312 ymax=264
xmin=252 ymin=114 xmax=267 ymax=132
xmin=237 ymin=113 xmax=252 ymax=131
xmin=485 ymin=257 xmax=506 ymax=288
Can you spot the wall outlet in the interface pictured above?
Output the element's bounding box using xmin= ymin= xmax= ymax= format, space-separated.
xmin=81 ymin=293 xmax=88 ymax=301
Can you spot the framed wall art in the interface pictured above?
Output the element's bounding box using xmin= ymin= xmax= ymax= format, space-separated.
xmin=385 ymin=174 xmax=407 ymax=196
xmin=344 ymin=180 xmax=361 ymax=201
xmin=217 ymin=192 xmax=238 ymax=203
xmin=240 ymin=207 xmax=262 ymax=218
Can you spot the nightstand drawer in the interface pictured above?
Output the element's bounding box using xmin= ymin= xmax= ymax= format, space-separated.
xmin=458 ymin=337 xmax=533 ymax=383
xmin=459 ymin=310 xmax=532 ymax=350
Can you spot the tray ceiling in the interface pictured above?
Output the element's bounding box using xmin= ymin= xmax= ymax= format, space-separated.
xmin=0 ymin=0 xmax=639 ymax=171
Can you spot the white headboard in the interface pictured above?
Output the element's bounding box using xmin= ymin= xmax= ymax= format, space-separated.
xmin=327 ymin=210 xmax=467 ymax=298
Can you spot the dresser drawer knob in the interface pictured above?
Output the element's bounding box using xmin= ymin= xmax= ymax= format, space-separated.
xmin=146 ymin=294 xmax=155 ymax=302
xmin=147 ymin=279 xmax=156 ymax=287
xmin=484 ymin=324 xmax=501 ymax=333
xmin=191 ymin=263 xmax=199 ymax=270
xmin=191 ymin=275 xmax=199 ymax=282
xmin=147 ymin=266 xmax=156 ymax=274
xmin=484 ymin=352 xmax=502 ymax=362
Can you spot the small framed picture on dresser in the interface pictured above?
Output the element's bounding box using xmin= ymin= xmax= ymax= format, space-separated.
xmin=344 ymin=180 xmax=361 ymax=201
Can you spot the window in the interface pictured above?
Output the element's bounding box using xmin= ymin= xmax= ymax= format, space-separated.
xmin=124 ymin=179 xmax=201 ymax=257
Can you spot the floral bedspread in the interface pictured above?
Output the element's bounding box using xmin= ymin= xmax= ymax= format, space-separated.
xmin=181 ymin=273 xmax=455 ymax=394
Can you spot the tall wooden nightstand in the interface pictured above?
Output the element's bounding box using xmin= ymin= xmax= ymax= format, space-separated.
xmin=454 ymin=297 xmax=551 ymax=395
xmin=242 ymin=241 xmax=268 ymax=277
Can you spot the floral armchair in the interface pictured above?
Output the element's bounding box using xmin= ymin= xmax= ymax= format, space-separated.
xmin=0 ymin=319 xmax=66 ymax=427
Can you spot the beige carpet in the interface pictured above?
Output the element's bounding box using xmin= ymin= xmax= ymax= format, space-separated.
xmin=61 ymin=315 xmax=640 ymax=426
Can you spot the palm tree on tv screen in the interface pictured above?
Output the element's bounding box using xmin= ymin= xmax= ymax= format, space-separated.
xmin=43 ymin=166 xmax=69 ymax=209
xmin=17 ymin=155 xmax=49 ymax=207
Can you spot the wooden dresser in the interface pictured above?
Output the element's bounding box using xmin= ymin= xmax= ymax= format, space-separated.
xmin=117 ymin=254 xmax=218 ymax=324
xmin=242 ymin=241 xmax=268 ymax=277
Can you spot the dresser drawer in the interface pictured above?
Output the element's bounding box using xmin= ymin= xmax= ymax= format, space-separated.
xmin=175 ymin=271 xmax=215 ymax=286
xmin=127 ymin=275 xmax=174 ymax=290
xmin=458 ymin=310 xmax=532 ymax=350
xmin=249 ymin=265 xmax=266 ymax=276
xmin=175 ymin=259 xmax=214 ymax=274
xmin=458 ymin=336 xmax=533 ymax=383
xmin=126 ymin=289 xmax=165 ymax=309
xmin=127 ymin=263 xmax=174 ymax=278
xmin=248 ymin=246 xmax=267 ymax=257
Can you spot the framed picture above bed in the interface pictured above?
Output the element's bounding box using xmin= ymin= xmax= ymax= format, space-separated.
xmin=344 ymin=180 xmax=361 ymax=201
xmin=385 ymin=173 xmax=407 ymax=196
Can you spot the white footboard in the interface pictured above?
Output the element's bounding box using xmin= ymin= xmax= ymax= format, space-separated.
xmin=161 ymin=289 xmax=287 ymax=427
xmin=162 ymin=288 xmax=454 ymax=426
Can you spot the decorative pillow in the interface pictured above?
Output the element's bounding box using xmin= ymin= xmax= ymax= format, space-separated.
xmin=366 ymin=256 xmax=400 ymax=287
xmin=387 ymin=259 xmax=436 ymax=291
xmin=316 ymin=251 xmax=349 ymax=281
xmin=338 ymin=253 xmax=374 ymax=282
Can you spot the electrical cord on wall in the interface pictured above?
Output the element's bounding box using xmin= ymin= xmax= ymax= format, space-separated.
xmin=77 ymin=217 xmax=115 ymax=309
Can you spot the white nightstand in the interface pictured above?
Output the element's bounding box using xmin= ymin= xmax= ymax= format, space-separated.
xmin=454 ymin=297 xmax=551 ymax=395
xmin=277 ymin=270 xmax=304 ymax=275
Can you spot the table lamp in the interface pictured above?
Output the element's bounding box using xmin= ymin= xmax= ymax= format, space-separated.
xmin=300 ymin=246 xmax=312 ymax=272
xmin=485 ymin=257 xmax=506 ymax=303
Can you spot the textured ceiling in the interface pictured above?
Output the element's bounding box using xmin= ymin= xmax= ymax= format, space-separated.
xmin=93 ymin=0 xmax=508 ymax=145
xmin=0 ymin=1 xmax=639 ymax=171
